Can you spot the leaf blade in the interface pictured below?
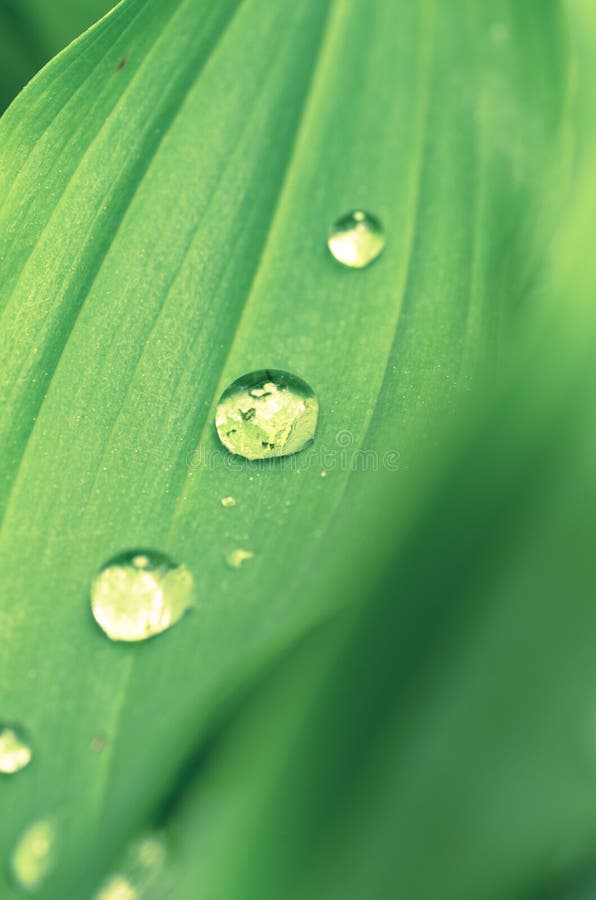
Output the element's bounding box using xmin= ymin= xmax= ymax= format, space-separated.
xmin=0 ymin=0 xmax=569 ymax=896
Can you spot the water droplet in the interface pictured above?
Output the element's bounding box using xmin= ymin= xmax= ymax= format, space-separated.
xmin=91 ymin=550 xmax=195 ymax=642
xmin=227 ymin=549 xmax=254 ymax=569
xmin=215 ymin=370 xmax=318 ymax=460
xmin=320 ymin=470 xmax=328 ymax=479
xmin=221 ymin=496 xmax=237 ymax=508
xmin=11 ymin=818 xmax=57 ymax=893
xmin=94 ymin=833 xmax=167 ymax=900
xmin=328 ymin=210 xmax=385 ymax=268
xmin=0 ymin=725 xmax=32 ymax=775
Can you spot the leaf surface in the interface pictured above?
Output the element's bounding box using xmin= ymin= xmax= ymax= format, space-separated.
xmin=0 ymin=0 xmax=569 ymax=895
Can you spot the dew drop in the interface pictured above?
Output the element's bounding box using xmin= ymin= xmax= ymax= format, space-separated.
xmin=227 ymin=549 xmax=254 ymax=569
xmin=220 ymin=496 xmax=237 ymax=508
xmin=11 ymin=818 xmax=57 ymax=893
xmin=94 ymin=833 xmax=167 ymax=900
xmin=328 ymin=209 xmax=385 ymax=268
xmin=0 ymin=725 xmax=32 ymax=775
xmin=215 ymin=370 xmax=318 ymax=461
xmin=91 ymin=550 xmax=195 ymax=642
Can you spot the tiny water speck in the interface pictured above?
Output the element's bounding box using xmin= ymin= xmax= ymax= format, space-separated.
xmin=0 ymin=725 xmax=32 ymax=775
xmin=328 ymin=210 xmax=385 ymax=268
xmin=215 ymin=370 xmax=318 ymax=461
xmin=91 ymin=550 xmax=195 ymax=642
xmin=221 ymin=496 xmax=237 ymax=508
xmin=227 ymin=549 xmax=254 ymax=569
xmin=94 ymin=833 xmax=167 ymax=900
xmin=91 ymin=734 xmax=107 ymax=753
xmin=11 ymin=818 xmax=57 ymax=893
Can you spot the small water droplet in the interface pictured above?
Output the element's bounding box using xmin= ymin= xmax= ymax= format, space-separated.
xmin=227 ymin=549 xmax=254 ymax=569
xmin=328 ymin=210 xmax=385 ymax=268
xmin=94 ymin=833 xmax=167 ymax=900
xmin=215 ymin=370 xmax=318 ymax=460
xmin=320 ymin=470 xmax=327 ymax=478
xmin=221 ymin=496 xmax=237 ymax=508
xmin=11 ymin=818 xmax=57 ymax=893
xmin=0 ymin=725 xmax=32 ymax=775
xmin=91 ymin=550 xmax=195 ymax=642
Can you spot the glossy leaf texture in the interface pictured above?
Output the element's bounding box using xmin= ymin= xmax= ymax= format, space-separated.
xmin=0 ymin=0 xmax=570 ymax=896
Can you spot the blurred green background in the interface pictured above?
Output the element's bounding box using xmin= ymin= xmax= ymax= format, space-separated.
xmin=0 ymin=0 xmax=114 ymax=111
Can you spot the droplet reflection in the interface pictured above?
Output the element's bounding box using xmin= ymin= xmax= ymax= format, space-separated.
xmin=215 ymin=370 xmax=318 ymax=461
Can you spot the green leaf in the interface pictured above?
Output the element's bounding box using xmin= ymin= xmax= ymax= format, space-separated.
xmin=165 ymin=324 xmax=596 ymax=900
xmin=0 ymin=0 xmax=571 ymax=896
xmin=134 ymin=4 xmax=596 ymax=898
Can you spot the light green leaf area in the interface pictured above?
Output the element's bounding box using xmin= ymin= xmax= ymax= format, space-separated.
xmin=0 ymin=0 xmax=571 ymax=897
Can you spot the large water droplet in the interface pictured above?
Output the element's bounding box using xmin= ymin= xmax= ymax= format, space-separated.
xmin=91 ymin=550 xmax=195 ymax=642
xmin=328 ymin=210 xmax=385 ymax=268
xmin=215 ymin=370 xmax=318 ymax=460
xmin=0 ymin=725 xmax=32 ymax=775
xmin=11 ymin=818 xmax=57 ymax=893
xmin=94 ymin=833 xmax=167 ymax=900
